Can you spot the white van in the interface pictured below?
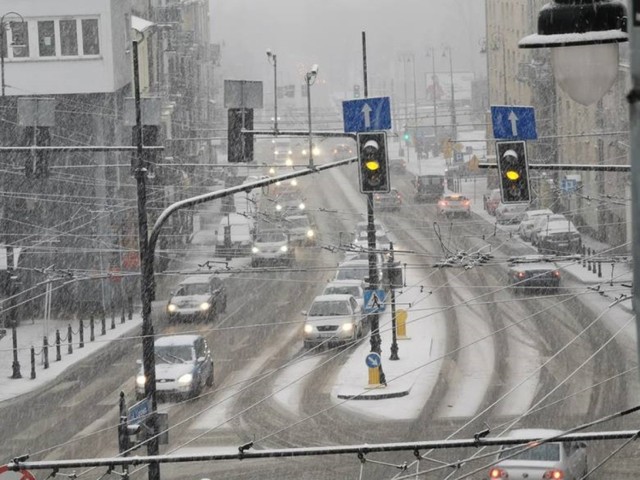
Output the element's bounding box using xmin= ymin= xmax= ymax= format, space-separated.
xmin=215 ymin=213 xmax=254 ymax=257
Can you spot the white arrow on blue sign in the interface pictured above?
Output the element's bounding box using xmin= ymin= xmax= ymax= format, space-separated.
xmin=343 ymin=96 xmax=392 ymax=133
xmin=491 ymin=105 xmax=537 ymax=141
xmin=128 ymin=397 xmax=151 ymax=424
xmin=365 ymin=352 xmax=381 ymax=368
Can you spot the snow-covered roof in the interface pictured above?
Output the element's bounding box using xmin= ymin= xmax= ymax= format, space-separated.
xmin=155 ymin=334 xmax=201 ymax=347
xmin=131 ymin=15 xmax=155 ymax=35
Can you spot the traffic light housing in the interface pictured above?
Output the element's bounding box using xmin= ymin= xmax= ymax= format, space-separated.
xmin=357 ymin=131 xmax=390 ymax=194
xmin=227 ymin=108 xmax=254 ymax=163
xmin=496 ymin=140 xmax=531 ymax=203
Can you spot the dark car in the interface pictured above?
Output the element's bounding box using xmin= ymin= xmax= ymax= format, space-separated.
xmin=414 ymin=174 xmax=445 ymax=203
xmin=136 ymin=334 xmax=214 ymax=401
xmin=167 ymin=275 xmax=227 ymax=322
xmin=508 ymin=257 xmax=561 ymax=293
xmin=373 ymin=188 xmax=402 ymax=211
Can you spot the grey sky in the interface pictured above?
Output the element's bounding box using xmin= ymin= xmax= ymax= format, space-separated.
xmin=210 ymin=0 xmax=486 ymax=107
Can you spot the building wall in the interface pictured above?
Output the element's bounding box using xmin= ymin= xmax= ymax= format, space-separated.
xmin=0 ymin=0 xmax=131 ymax=95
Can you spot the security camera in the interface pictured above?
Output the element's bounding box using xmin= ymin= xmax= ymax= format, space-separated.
xmin=310 ymin=64 xmax=319 ymax=75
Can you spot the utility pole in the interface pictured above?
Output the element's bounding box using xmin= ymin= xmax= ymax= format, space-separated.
xmin=388 ymin=243 xmax=399 ymax=361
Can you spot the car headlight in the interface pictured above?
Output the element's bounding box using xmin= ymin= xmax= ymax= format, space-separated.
xmin=200 ymin=302 xmax=210 ymax=311
xmin=298 ymin=203 xmax=305 ymax=210
xmin=276 ymin=204 xmax=282 ymax=211
xmin=177 ymin=373 xmax=193 ymax=385
xmin=342 ymin=322 xmax=354 ymax=332
xmin=303 ymin=324 xmax=313 ymax=334
xmin=302 ymin=149 xmax=308 ymax=155
xmin=280 ymin=245 xmax=288 ymax=252
xmin=167 ymin=304 xmax=177 ymax=313
xmin=306 ymin=229 xmax=315 ymax=238
xmin=252 ymin=246 xmax=260 ymax=253
xmin=269 ymin=167 xmax=276 ymax=175
xmin=286 ymin=158 xmax=293 ymax=166
xmin=290 ymin=179 xmax=298 ymax=186
xmin=136 ymin=374 xmax=146 ymax=387
xmin=312 ymin=147 xmax=320 ymax=155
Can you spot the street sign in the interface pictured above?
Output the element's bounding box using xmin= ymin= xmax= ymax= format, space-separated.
xmin=128 ymin=396 xmax=151 ymax=425
xmin=365 ymin=352 xmax=382 ymax=368
xmin=342 ymin=96 xmax=391 ymax=133
xmin=0 ymin=465 xmax=36 ymax=480
xmin=491 ymin=105 xmax=537 ymax=140
xmin=224 ymin=80 xmax=264 ymax=109
xmin=453 ymin=151 xmax=464 ymax=163
xmin=561 ymin=178 xmax=578 ymax=193
xmin=363 ymin=289 xmax=386 ymax=313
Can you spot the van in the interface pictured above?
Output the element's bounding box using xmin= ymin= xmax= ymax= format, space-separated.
xmin=215 ymin=213 xmax=254 ymax=257
xmin=414 ymin=174 xmax=445 ymax=203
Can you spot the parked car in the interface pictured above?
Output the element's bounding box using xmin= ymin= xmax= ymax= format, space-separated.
xmin=530 ymin=214 xmax=570 ymax=246
xmin=486 ymin=429 xmax=588 ymax=480
xmin=373 ymin=188 xmax=402 ymax=212
xmin=389 ymin=158 xmax=407 ymax=174
xmin=508 ymin=257 xmax=561 ymax=293
xmin=136 ymin=334 xmax=214 ymax=401
xmin=413 ymin=174 xmax=445 ymax=203
xmin=302 ymin=294 xmax=363 ymax=349
xmin=166 ymin=275 xmax=227 ymax=322
xmin=436 ymin=194 xmax=471 ymax=218
xmin=484 ymin=188 xmax=502 ymax=215
xmin=283 ymin=214 xmax=316 ymax=245
xmin=531 ymin=215 xmax=582 ymax=254
xmin=251 ymin=229 xmax=292 ymax=267
xmin=495 ymin=203 xmax=529 ymax=224
xmin=518 ymin=209 xmax=554 ymax=241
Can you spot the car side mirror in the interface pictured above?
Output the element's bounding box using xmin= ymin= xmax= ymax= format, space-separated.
xmin=169 ymin=291 xmax=175 ymax=296
xmin=136 ymin=359 xmax=142 ymax=366
xmin=301 ymin=310 xmax=308 ymax=316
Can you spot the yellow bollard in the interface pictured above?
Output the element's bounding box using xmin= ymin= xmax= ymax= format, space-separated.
xmin=368 ymin=366 xmax=380 ymax=386
xmin=396 ymin=309 xmax=410 ymax=339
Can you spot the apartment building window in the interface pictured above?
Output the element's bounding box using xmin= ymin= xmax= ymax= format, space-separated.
xmin=10 ymin=21 xmax=29 ymax=57
xmin=82 ymin=19 xmax=100 ymax=55
xmin=60 ymin=19 xmax=78 ymax=56
xmin=38 ymin=21 xmax=55 ymax=57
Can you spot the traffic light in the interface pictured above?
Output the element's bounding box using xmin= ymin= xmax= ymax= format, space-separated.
xmin=227 ymin=108 xmax=254 ymax=163
xmin=403 ymin=131 xmax=410 ymax=142
xmin=496 ymin=140 xmax=531 ymax=203
xmin=357 ymin=131 xmax=390 ymax=194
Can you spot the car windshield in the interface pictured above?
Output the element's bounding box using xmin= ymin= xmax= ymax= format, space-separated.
xmin=256 ymin=231 xmax=286 ymax=242
xmin=336 ymin=267 xmax=367 ymax=280
xmin=498 ymin=443 xmax=560 ymax=462
xmin=309 ymin=300 xmax=351 ymax=316
xmin=155 ymin=345 xmax=194 ymax=364
xmin=324 ymin=286 xmax=360 ymax=297
xmin=287 ymin=217 xmax=309 ymax=228
xmin=175 ymin=284 xmax=209 ymax=296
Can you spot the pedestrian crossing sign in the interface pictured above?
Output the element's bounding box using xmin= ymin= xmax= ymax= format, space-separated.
xmin=363 ymin=289 xmax=386 ymax=313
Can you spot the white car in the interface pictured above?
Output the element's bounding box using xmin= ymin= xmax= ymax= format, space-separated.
xmin=283 ymin=214 xmax=316 ymax=245
xmin=302 ymin=294 xmax=363 ymax=349
xmin=495 ymin=203 xmax=529 ymax=224
xmin=487 ymin=429 xmax=588 ymax=480
xmin=334 ymin=259 xmax=384 ymax=288
xmin=322 ymin=280 xmax=365 ymax=312
xmin=251 ymin=230 xmax=292 ymax=267
xmin=136 ymin=334 xmax=214 ymax=401
xmin=518 ymin=209 xmax=554 ymax=241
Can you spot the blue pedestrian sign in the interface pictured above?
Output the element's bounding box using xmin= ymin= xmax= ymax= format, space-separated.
xmin=343 ymin=96 xmax=392 ymax=133
xmin=561 ymin=178 xmax=578 ymax=194
xmin=365 ymin=352 xmax=382 ymax=368
xmin=364 ymin=289 xmax=386 ymax=314
xmin=491 ymin=105 xmax=537 ymax=141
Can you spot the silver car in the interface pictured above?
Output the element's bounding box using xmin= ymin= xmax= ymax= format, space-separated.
xmin=487 ymin=429 xmax=588 ymax=480
xmin=302 ymin=294 xmax=363 ymax=349
xmin=251 ymin=229 xmax=292 ymax=267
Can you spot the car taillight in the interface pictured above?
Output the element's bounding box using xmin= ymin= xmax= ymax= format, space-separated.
xmin=438 ymin=201 xmax=447 ymax=206
xmin=517 ymin=272 xmax=526 ymax=279
xmin=552 ymin=270 xmax=561 ymax=277
xmin=543 ymin=469 xmax=564 ymax=479
xmin=489 ymin=467 xmax=508 ymax=478
xmin=463 ymin=200 xmax=470 ymax=206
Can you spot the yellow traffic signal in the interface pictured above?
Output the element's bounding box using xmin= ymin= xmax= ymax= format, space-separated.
xmin=506 ymin=170 xmax=520 ymax=181
xmin=365 ymin=160 xmax=380 ymax=171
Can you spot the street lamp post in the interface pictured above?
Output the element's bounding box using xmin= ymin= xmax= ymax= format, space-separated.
xmin=305 ymin=64 xmax=318 ymax=167
xmin=443 ymin=46 xmax=457 ymax=141
xmin=266 ymin=49 xmax=278 ymax=134
xmin=426 ymin=47 xmax=438 ymax=156
xmin=0 ymin=11 xmax=24 ymax=97
xmin=400 ymin=54 xmax=411 ymax=164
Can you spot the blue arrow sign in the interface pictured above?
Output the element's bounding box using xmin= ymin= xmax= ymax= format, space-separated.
xmin=343 ymin=97 xmax=392 ymax=133
xmin=365 ymin=352 xmax=381 ymax=368
xmin=491 ymin=105 xmax=537 ymax=140
xmin=363 ymin=289 xmax=386 ymax=314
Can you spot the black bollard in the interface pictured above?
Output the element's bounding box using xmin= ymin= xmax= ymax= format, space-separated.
xmin=30 ymin=346 xmax=36 ymax=379
xmin=56 ymin=329 xmax=61 ymax=362
xmin=111 ymin=306 xmax=116 ymax=329
xmin=121 ymin=305 xmax=125 ymax=324
xmin=90 ymin=315 xmax=95 ymax=342
xmin=79 ymin=319 xmax=84 ymax=348
xmin=598 ymin=261 xmax=602 ymax=278
xmin=128 ymin=296 xmax=133 ymax=320
xmin=582 ymin=245 xmax=587 ymax=267
xmin=43 ymin=336 xmax=49 ymax=369
xmin=67 ymin=324 xmax=73 ymax=355
xmin=587 ymin=248 xmax=592 ymax=272
xmin=101 ymin=311 xmax=106 ymax=336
